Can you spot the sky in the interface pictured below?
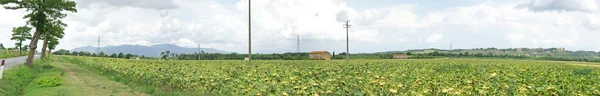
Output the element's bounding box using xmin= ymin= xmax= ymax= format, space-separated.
xmin=1 ymin=0 xmax=600 ymax=53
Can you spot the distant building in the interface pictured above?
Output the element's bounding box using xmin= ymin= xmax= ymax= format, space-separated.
xmin=529 ymin=52 xmax=538 ymax=56
xmin=556 ymin=48 xmax=565 ymax=52
xmin=309 ymin=51 xmax=331 ymax=60
xmin=516 ymin=48 xmax=522 ymax=53
xmin=393 ymin=54 xmax=409 ymax=59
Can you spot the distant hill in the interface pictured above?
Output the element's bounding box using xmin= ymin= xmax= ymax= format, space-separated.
xmin=71 ymin=44 xmax=226 ymax=57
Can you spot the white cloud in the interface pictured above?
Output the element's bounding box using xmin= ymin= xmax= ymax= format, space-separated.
xmin=583 ymin=14 xmax=600 ymax=31
xmin=425 ymin=33 xmax=443 ymax=43
xmin=3 ymin=0 xmax=600 ymax=53
xmin=78 ymin=0 xmax=180 ymax=10
xmin=0 ymin=9 xmax=27 ymax=48
xmin=517 ymin=0 xmax=598 ymax=12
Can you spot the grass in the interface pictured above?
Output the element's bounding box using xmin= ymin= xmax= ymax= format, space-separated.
xmin=0 ymin=58 xmax=54 ymax=96
xmin=61 ymin=56 xmax=183 ymax=95
xmin=0 ymin=56 xmax=145 ymax=96
xmin=0 ymin=49 xmax=27 ymax=59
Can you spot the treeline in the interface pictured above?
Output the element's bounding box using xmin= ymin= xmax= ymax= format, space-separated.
xmin=537 ymin=56 xmax=600 ymax=62
xmin=52 ymin=49 xmax=600 ymax=62
xmin=170 ymin=52 xmax=310 ymax=60
xmin=377 ymin=51 xmax=529 ymax=59
xmin=52 ymin=49 xmax=143 ymax=59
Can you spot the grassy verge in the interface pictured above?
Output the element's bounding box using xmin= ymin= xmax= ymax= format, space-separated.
xmin=0 ymin=49 xmax=28 ymax=59
xmin=0 ymin=58 xmax=61 ymax=96
xmin=61 ymin=56 xmax=196 ymax=96
xmin=1 ymin=55 xmax=146 ymax=96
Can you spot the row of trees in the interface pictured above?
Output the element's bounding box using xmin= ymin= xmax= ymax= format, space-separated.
xmin=1 ymin=0 xmax=77 ymax=66
xmin=53 ymin=49 xmax=142 ymax=59
xmin=51 ymin=49 xmax=600 ymax=63
xmin=162 ymin=51 xmax=310 ymax=60
xmin=378 ymin=51 xmax=530 ymax=59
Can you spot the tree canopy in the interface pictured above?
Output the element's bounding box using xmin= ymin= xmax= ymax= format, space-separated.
xmin=10 ymin=26 xmax=32 ymax=55
xmin=1 ymin=0 xmax=77 ymax=66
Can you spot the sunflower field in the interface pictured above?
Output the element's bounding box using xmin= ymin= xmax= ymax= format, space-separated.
xmin=62 ymin=56 xmax=600 ymax=95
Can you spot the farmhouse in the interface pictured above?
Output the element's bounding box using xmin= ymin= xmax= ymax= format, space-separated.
xmin=393 ymin=54 xmax=409 ymax=59
xmin=556 ymin=47 xmax=565 ymax=52
xmin=309 ymin=51 xmax=331 ymax=60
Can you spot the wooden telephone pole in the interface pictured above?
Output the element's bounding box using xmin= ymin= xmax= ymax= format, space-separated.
xmin=343 ymin=21 xmax=352 ymax=63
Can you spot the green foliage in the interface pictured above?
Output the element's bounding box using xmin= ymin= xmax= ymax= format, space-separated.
xmin=98 ymin=51 xmax=105 ymax=57
xmin=64 ymin=56 xmax=600 ymax=95
xmin=46 ymin=35 xmax=60 ymax=51
xmin=1 ymin=0 xmax=77 ymax=65
xmin=125 ymin=54 xmax=133 ymax=59
xmin=110 ymin=53 xmax=117 ymax=58
xmin=10 ymin=26 xmax=32 ymax=55
xmin=1 ymin=0 xmax=77 ymax=29
xmin=0 ymin=65 xmax=35 ymax=95
xmin=0 ymin=60 xmax=50 ymax=95
xmin=167 ymin=52 xmax=310 ymax=60
xmin=117 ymin=52 xmax=124 ymax=58
xmin=41 ymin=23 xmax=65 ymax=57
xmin=10 ymin=26 xmax=32 ymax=42
xmin=0 ymin=49 xmax=27 ymax=58
xmin=34 ymin=76 xmax=62 ymax=87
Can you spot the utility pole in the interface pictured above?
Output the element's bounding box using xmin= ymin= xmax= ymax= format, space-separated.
xmin=97 ymin=36 xmax=100 ymax=54
xmin=248 ymin=0 xmax=252 ymax=65
xmin=343 ymin=21 xmax=351 ymax=63
xmin=449 ymin=43 xmax=452 ymax=58
xmin=297 ymin=35 xmax=300 ymax=53
xmin=197 ymin=44 xmax=200 ymax=60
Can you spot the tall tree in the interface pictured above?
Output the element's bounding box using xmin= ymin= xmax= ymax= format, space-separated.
xmin=117 ymin=52 xmax=124 ymax=58
xmin=98 ymin=51 xmax=105 ymax=57
xmin=1 ymin=0 xmax=77 ymax=66
xmin=10 ymin=26 xmax=32 ymax=55
xmin=46 ymin=35 xmax=59 ymax=55
xmin=40 ymin=23 xmax=64 ymax=60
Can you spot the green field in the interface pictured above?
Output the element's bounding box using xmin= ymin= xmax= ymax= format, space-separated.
xmin=0 ymin=49 xmax=26 ymax=58
xmin=62 ymin=56 xmax=600 ymax=95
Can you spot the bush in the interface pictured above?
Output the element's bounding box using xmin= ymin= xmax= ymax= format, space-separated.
xmin=0 ymin=65 xmax=36 ymax=95
xmin=35 ymin=76 xmax=62 ymax=87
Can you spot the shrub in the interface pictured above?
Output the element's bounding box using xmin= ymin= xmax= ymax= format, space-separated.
xmin=35 ymin=76 xmax=62 ymax=87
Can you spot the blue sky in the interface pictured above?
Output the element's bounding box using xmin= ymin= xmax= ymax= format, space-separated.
xmin=1 ymin=0 xmax=600 ymax=53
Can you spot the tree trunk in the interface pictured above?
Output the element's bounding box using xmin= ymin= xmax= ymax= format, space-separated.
xmin=41 ymin=33 xmax=49 ymax=61
xmin=18 ymin=42 xmax=22 ymax=55
xmin=25 ymin=30 xmax=41 ymax=66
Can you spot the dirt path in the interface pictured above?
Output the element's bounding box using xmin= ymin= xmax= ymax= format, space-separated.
xmin=24 ymin=57 xmax=147 ymax=96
